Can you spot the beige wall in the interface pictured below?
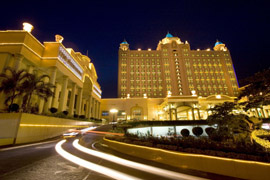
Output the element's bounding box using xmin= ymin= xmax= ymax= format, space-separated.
xmin=0 ymin=113 xmax=96 ymax=146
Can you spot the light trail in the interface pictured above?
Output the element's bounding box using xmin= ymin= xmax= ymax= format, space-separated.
xmin=85 ymin=130 xmax=124 ymax=136
xmin=73 ymin=139 xmax=208 ymax=180
xmin=55 ymin=140 xmax=142 ymax=180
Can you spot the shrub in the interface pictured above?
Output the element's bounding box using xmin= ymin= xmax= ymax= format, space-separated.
xmin=8 ymin=103 xmax=19 ymax=112
xmin=73 ymin=114 xmax=78 ymax=118
xmin=79 ymin=115 xmax=86 ymax=119
xmin=62 ymin=111 xmax=68 ymax=116
xmin=181 ymin=129 xmax=190 ymax=137
xmin=192 ymin=127 xmax=203 ymax=137
xmin=205 ymin=127 xmax=215 ymax=136
xmin=49 ymin=107 xmax=57 ymax=113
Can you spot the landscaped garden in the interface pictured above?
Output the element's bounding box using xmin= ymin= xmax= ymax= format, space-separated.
xmin=106 ymin=69 xmax=270 ymax=162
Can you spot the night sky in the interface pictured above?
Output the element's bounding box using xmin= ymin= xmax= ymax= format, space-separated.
xmin=1 ymin=0 xmax=269 ymax=98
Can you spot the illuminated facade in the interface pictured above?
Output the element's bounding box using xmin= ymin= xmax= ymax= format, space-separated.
xmin=0 ymin=24 xmax=102 ymax=119
xmin=118 ymin=33 xmax=238 ymax=98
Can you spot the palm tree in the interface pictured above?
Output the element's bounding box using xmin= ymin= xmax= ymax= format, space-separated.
xmin=0 ymin=67 xmax=27 ymax=107
xmin=21 ymin=73 xmax=55 ymax=112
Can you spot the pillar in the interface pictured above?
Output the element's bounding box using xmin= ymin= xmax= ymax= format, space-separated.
xmin=92 ymin=98 xmax=96 ymax=118
xmin=44 ymin=68 xmax=57 ymax=113
xmin=174 ymin=109 xmax=178 ymax=120
xmin=58 ymin=76 xmax=68 ymax=112
xmin=14 ymin=54 xmax=23 ymax=71
xmin=28 ymin=65 xmax=34 ymax=74
xmin=85 ymin=99 xmax=89 ymax=118
xmin=76 ymin=88 xmax=83 ymax=115
xmin=68 ymin=83 xmax=76 ymax=116
xmin=197 ymin=108 xmax=201 ymax=120
xmin=52 ymin=83 xmax=60 ymax=109
xmin=192 ymin=108 xmax=195 ymax=120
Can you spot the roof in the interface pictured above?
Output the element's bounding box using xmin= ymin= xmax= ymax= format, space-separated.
xmin=166 ymin=32 xmax=173 ymax=38
xmin=215 ymin=41 xmax=223 ymax=46
xmin=121 ymin=40 xmax=128 ymax=44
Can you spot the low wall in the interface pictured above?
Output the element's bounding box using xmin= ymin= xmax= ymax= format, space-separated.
xmin=0 ymin=113 xmax=95 ymax=146
xmin=103 ymin=138 xmax=270 ymax=180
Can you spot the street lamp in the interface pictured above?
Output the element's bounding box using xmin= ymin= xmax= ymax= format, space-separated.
xmin=110 ymin=108 xmax=118 ymax=123
xmin=121 ymin=112 xmax=126 ymax=121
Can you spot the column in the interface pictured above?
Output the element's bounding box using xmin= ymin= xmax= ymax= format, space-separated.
xmin=58 ymin=76 xmax=68 ymax=112
xmin=92 ymin=98 xmax=96 ymax=118
xmin=197 ymin=108 xmax=201 ymax=120
xmin=98 ymin=102 xmax=101 ymax=119
xmin=14 ymin=54 xmax=23 ymax=71
xmin=81 ymin=99 xmax=86 ymax=116
xmin=192 ymin=108 xmax=195 ymax=120
xmin=76 ymin=88 xmax=83 ymax=115
xmin=44 ymin=68 xmax=57 ymax=113
xmin=52 ymin=83 xmax=60 ymax=108
xmin=88 ymin=97 xmax=93 ymax=119
xmin=174 ymin=109 xmax=178 ymax=120
xmin=85 ymin=99 xmax=90 ymax=118
xmin=28 ymin=65 xmax=34 ymax=74
xmin=68 ymin=83 xmax=76 ymax=116
xmin=96 ymin=101 xmax=99 ymax=119
xmin=38 ymin=72 xmax=48 ymax=114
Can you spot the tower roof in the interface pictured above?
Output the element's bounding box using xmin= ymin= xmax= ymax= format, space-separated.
xmin=215 ymin=40 xmax=224 ymax=46
xmin=121 ymin=39 xmax=128 ymax=44
xmin=166 ymin=32 xmax=173 ymax=38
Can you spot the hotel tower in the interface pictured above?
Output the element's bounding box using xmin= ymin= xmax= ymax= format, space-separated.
xmin=118 ymin=33 xmax=238 ymax=98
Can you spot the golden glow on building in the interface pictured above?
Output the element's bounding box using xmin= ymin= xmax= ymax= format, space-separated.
xmin=23 ymin=22 xmax=33 ymax=33
xmin=0 ymin=25 xmax=102 ymax=119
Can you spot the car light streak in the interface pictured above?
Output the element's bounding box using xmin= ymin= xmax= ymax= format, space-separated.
xmin=73 ymin=139 xmax=207 ymax=180
xmin=55 ymin=140 xmax=142 ymax=180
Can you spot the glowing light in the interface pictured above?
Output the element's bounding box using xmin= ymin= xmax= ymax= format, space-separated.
xmin=191 ymin=90 xmax=197 ymax=96
xmin=143 ymin=93 xmax=147 ymax=98
xmin=122 ymin=112 xmax=126 ymax=115
xmin=167 ymin=91 xmax=172 ymax=97
xmin=127 ymin=115 xmax=130 ymax=120
xmin=110 ymin=109 xmax=118 ymax=113
xmin=138 ymin=48 xmax=141 ymax=51
xmin=144 ymin=116 xmax=147 ymax=120
xmin=197 ymin=49 xmax=200 ymax=51
xmin=216 ymin=95 xmax=221 ymax=99
xmin=127 ymin=94 xmax=130 ymax=99
xmin=73 ymin=139 xmax=204 ymax=180
xmin=55 ymin=34 xmax=64 ymax=43
xmin=55 ymin=140 xmax=139 ymax=180
xmin=148 ymin=48 xmax=151 ymax=51
xmin=20 ymin=124 xmax=89 ymax=128
xmin=23 ymin=22 xmax=34 ymax=33
xmin=206 ymin=48 xmax=210 ymax=51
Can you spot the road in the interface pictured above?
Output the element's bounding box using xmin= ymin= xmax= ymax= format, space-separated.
xmin=0 ymin=125 xmax=240 ymax=180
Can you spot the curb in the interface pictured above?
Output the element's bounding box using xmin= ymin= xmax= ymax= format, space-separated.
xmin=103 ymin=137 xmax=270 ymax=180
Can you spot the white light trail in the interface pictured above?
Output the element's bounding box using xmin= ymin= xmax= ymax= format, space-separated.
xmin=73 ymin=139 xmax=208 ymax=180
xmin=55 ymin=140 xmax=142 ymax=180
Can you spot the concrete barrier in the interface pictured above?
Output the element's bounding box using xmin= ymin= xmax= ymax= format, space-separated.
xmin=0 ymin=113 xmax=96 ymax=146
xmin=103 ymin=138 xmax=270 ymax=180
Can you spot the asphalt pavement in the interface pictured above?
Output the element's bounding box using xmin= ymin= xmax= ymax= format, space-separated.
xmin=0 ymin=125 xmax=240 ymax=180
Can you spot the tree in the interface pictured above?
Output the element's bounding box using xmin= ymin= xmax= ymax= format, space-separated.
xmin=21 ymin=73 xmax=55 ymax=112
xmin=238 ymin=69 xmax=270 ymax=112
xmin=0 ymin=67 xmax=27 ymax=107
xmin=207 ymin=102 xmax=262 ymax=143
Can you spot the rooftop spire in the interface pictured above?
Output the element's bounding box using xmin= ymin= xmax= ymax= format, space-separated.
xmin=166 ymin=32 xmax=173 ymax=38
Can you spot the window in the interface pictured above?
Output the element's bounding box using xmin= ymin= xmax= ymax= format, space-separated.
xmin=102 ymin=111 xmax=109 ymax=116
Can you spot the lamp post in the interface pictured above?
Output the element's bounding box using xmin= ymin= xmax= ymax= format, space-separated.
xmin=110 ymin=109 xmax=118 ymax=129
xmin=122 ymin=112 xmax=126 ymax=121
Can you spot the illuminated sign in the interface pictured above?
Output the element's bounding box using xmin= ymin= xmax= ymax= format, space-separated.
xmin=58 ymin=47 xmax=83 ymax=80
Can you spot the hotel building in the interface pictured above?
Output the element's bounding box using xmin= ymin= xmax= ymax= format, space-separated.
xmin=101 ymin=33 xmax=270 ymax=122
xmin=118 ymin=33 xmax=238 ymax=98
xmin=0 ymin=23 xmax=102 ymax=119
